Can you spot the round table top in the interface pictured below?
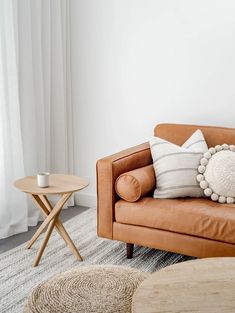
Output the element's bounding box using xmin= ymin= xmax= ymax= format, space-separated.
xmin=14 ymin=174 xmax=89 ymax=195
xmin=132 ymin=257 xmax=235 ymax=313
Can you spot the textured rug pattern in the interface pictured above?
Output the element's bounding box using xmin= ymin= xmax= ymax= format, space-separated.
xmin=24 ymin=265 xmax=148 ymax=313
xmin=0 ymin=208 xmax=192 ymax=312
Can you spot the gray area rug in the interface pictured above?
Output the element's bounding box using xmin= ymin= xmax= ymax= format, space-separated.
xmin=0 ymin=207 xmax=192 ymax=313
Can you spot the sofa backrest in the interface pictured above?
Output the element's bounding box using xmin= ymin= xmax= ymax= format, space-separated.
xmin=154 ymin=123 xmax=235 ymax=147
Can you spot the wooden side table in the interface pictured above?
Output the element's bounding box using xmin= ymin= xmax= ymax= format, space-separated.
xmin=132 ymin=257 xmax=235 ymax=313
xmin=14 ymin=174 xmax=89 ymax=267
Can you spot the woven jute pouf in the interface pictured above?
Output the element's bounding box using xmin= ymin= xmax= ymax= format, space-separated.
xmin=24 ymin=265 xmax=148 ymax=313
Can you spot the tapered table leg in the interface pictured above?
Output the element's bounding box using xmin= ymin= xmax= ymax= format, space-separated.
xmin=53 ymin=221 xmax=83 ymax=261
xmin=26 ymin=193 xmax=71 ymax=249
xmin=33 ymin=219 xmax=56 ymax=267
xmin=39 ymin=195 xmax=82 ymax=260
xmin=29 ymin=195 xmax=66 ymax=247
xmin=28 ymin=193 xmax=83 ymax=266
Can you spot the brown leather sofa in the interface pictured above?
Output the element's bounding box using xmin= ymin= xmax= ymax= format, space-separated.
xmin=96 ymin=123 xmax=235 ymax=258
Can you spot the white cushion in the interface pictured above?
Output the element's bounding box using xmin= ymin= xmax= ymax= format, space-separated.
xmin=150 ymin=129 xmax=208 ymax=198
xmin=197 ymin=144 xmax=235 ymax=204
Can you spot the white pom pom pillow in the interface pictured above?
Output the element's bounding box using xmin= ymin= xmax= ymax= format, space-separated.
xmin=197 ymin=144 xmax=235 ymax=203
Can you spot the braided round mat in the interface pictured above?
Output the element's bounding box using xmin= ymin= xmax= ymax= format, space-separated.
xmin=24 ymin=265 xmax=148 ymax=313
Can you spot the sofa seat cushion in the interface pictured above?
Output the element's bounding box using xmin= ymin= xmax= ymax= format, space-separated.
xmin=115 ymin=197 xmax=235 ymax=244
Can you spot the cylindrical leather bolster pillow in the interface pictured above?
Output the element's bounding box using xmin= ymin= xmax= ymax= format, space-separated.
xmin=115 ymin=165 xmax=156 ymax=202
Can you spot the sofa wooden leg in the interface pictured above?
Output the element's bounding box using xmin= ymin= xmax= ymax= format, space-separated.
xmin=126 ymin=243 xmax=134 ymax=259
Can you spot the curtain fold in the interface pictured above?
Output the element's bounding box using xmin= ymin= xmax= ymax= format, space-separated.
xmin=0 ymin=0 xmax=28 ymax=238
xmin=0 ymin=0 xmax=73 ymax=239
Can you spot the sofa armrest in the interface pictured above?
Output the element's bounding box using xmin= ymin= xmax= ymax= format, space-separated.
xmin=96 ymin=142 xmax=152 ymax=239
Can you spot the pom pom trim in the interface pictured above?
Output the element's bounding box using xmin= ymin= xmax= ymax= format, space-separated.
xmin=197 ymin=144 xmax=235 ymax=203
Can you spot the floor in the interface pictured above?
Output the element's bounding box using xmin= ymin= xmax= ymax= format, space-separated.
xmin=0 ymin=205 xmax=88 ymax=254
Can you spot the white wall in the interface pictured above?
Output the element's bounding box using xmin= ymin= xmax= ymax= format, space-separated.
xmin=70 ymin=0 xmax=235 ymax=205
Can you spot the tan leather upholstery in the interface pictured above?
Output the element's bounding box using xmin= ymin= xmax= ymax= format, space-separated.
xmin=113 ymin=223 xmax=235 ymax=258
xmin=96 ymin=123 xmax=235 ymax=258
xmin=115 ymin=197 xmax=235 ymax=244
xmin=96 ymin=142 xmax=152 ymax=238
xmin=115 ymin=165 xmax=155 ymax=202
xmin=154 ymin=123 xmax=235 ymax=147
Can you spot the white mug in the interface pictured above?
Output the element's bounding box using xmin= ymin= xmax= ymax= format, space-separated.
xmin=37 ymin=172 xmax=50 ymax=188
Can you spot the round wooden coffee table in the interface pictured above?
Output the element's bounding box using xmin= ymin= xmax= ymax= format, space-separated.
xmin=132 ymin=257 xmax=235 ymax=313
xmin=14 ymin=174 xmax=89 ymax=267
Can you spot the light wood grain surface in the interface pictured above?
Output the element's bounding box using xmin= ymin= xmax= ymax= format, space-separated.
xmin=132 ymin=257 xmax=235 ymax=313
xmin=14 ymin=174 xmax=89 ymax=195
xmin=14 ymin=174 xmax=89 ymax=266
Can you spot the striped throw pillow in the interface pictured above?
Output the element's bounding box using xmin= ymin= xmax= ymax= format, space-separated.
xmin=150 ymin=129 xmax=208 ymax=198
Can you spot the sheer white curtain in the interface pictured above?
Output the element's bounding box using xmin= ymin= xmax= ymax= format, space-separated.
xmin=0 ymin=0 xmax=73 ymax=239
